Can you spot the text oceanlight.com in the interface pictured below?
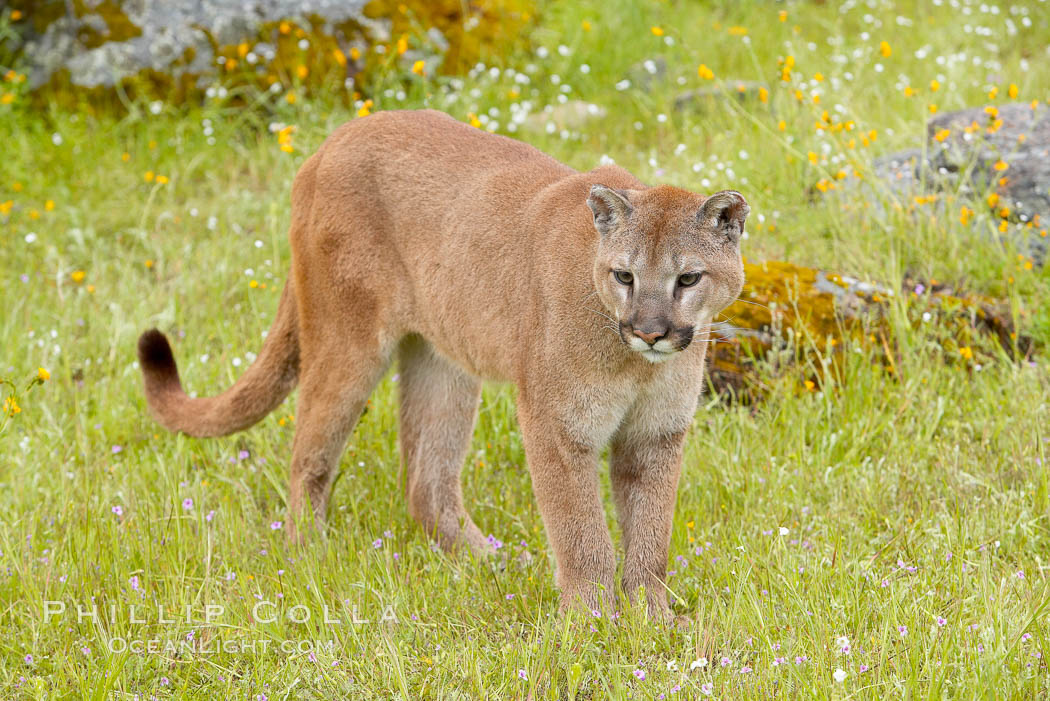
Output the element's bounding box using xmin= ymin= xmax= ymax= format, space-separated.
xmin=107 ymin=638 xmax=337 ymax=655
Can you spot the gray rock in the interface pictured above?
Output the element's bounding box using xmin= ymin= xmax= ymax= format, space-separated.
xmin=674 ymin=80 xmax=767 ymax=112
xmin=854 ymin=103 xmax=1050 ymax=262
xmin=524 ymin=100 xmax=607 ymax=132
xmin=19 ymin=0 xmax=374 ymax=89
xmin=927 ymin=103 xmax=1050 ymax=230
xmin=623 ymin=56 xmax=666 ymax=94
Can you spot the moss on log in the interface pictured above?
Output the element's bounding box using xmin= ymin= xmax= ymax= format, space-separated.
xmin=707 ymin=260 xmax=1030 ymax=400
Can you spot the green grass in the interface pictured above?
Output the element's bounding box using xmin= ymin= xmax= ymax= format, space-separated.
xmin=2 ymin=0 xmax=1050 ymax=697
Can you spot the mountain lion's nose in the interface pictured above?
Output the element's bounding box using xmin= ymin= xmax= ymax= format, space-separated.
xmin=633 ymin=327 xmax=667 ymax=345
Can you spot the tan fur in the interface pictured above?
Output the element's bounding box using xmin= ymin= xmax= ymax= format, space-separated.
xmin=138 ymin=109 xmax=747 ymax=618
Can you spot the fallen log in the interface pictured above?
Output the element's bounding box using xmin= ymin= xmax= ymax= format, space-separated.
xmin=706 ymin=260 xmax=1031 ymax=400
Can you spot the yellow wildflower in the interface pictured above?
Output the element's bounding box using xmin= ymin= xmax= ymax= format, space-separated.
xmin=879 ymin=41 xmax=891 ymax=57
xmin=651 ymin=26 xmax=664 ymax=36
xmin=697 ymin=64 xmax=714 ymax=80
xmin=38 ymin=368 xmax=50 ymax=381
xmin=412 ymin=60 xmax=425 ymax=76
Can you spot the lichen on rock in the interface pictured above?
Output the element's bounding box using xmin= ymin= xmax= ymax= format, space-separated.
xmin=4 ymin=0 xmax=534 ymax=105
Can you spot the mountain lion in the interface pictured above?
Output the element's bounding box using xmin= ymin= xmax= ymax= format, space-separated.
xmin=138 ymin=109 xmax=748 ymax=618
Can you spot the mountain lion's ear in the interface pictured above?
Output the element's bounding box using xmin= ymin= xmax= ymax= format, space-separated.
xmin=698 ymin=190 xmax=750 ymax=244
xmin=587 ymin=184 xmax=633 ymax=237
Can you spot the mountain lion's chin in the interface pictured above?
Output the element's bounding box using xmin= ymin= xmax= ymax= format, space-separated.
xmin=640 ymin=349 xmax=674 ymax=363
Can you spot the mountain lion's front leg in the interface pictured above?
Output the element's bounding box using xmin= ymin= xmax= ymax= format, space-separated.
xmin=518 ymin=401 xmax=616 ymax=613
xmin=609 ymin=426 xmax=686 ymax=621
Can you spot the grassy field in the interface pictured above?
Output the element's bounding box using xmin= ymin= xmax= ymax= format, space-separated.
xmin=3 ymin=0 xmax=1050 ymax=697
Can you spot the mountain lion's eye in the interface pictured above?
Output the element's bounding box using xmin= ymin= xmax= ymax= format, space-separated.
xmin=678 ymin=272 xmax=702 ymax=287
xmin=613 ymin=270 xmax=634 ymax=285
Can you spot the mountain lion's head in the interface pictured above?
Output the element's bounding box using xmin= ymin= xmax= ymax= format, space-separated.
xmin=587 ymin=184 xmax=747 ymax=363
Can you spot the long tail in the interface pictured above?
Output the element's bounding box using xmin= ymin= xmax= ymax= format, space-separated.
xmin=137 ymin=281 xmax=300 ymax=437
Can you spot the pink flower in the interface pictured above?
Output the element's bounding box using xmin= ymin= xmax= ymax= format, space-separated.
xmin=633 ymin=669 xmax=646 ymax=680
xmin=270 ymin=521 xmax=282 ymax=530
xmin=181 ymin=498 xmax=193 ymax=511
xmin=700 ymin=682 xmax=713 ymax=696
xmin=111 ymin=505 xmax=123 ymax=516
xmin=898 ymin=625 xmax=908 ymax=637
xmin=936 ymin=616 xmax=947 ymax=627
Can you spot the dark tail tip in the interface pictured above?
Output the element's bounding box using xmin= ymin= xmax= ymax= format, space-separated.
xmin=138 ymin=328 xmax=179 ymax=383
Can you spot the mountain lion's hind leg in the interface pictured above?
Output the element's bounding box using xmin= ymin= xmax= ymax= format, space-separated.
xmin=286 ymin=336 xmax=391 ymax=542
xmin=398 ymin=335 xmax=488 ymax=554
